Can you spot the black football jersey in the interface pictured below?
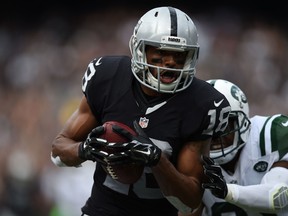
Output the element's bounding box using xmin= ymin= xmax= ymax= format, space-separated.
xmin=81 ymin=56 xmax=230 ymax=216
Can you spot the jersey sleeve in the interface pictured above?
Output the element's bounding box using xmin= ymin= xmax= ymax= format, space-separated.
xmin=185 ymin=81 xmax=231 ymax=141
xmin=80 ymin=57 xmax=105 ymax=119
xmin=80 ymin=55 xmax=133 ymax=122
xmin=82 ymin=57 xmax=101 ymax=96
xmin=259 ymin=114 xmax=288 ymax=160
xmin=200 ymin=88 xmax=231 ymax=139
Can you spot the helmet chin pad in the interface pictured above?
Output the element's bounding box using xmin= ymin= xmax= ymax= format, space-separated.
xmin=210 ymin=143 xmax=244 ymax=165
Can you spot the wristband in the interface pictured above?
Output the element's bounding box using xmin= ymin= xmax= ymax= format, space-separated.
xmin=50 ymin=153 xmax=82 ymax=168
xmin=51 ymin=153 xmax=68 ymax=167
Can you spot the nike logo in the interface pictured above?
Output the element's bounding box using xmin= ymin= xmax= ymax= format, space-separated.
xmin=214 ymin=99 xmax=224 ymax=107
xmin=146 ymin=101 xmax=167 ymax=115
xmin=134 ymin=148 xmax=151 ymax=156
xmin=282 ymin=120 xmax=288 ymax=127
xmin=95 ymin=57 xmax=102 ymax=66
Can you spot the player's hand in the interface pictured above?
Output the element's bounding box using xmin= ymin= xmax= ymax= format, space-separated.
xmin=78 ymin=126 xmax=110 ymax=165
xmin=202 ymin=155 xmax=228 ymax=199
xmin=107 ymin=120 xmax=162 ymax=167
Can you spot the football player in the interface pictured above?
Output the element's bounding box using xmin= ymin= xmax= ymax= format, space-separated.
xmin=184 ymin=79 xmax=288 ymax=216
xmin=51 ymin=7 xmax=230 ymax=216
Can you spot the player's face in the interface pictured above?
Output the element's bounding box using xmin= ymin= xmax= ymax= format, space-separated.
xmin=210 ymin=120 xmax=235 ymax=150
xmin=145 ymin=45 xmax=187 ymax=84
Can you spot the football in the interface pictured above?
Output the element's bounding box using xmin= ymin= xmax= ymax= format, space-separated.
xmin=100 ymin=121 xmax=144 ymax=184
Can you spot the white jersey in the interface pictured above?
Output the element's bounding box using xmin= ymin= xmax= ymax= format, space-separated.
xmin=202 ymin=114 xmax=288 ymax=216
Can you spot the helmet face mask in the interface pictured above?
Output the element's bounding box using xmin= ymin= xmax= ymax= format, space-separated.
xmin=207 ymin=79 xmax=251 ymax=165
xmin=129 ymin=6 xmax=199 ymax=93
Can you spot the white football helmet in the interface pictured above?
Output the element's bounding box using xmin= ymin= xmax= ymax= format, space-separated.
xmin=129 ymin=6 xmax=199 ymax=93
xmin=207 ymin=79 xmax=251 ymax=165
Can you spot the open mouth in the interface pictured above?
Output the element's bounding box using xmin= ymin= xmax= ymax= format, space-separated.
xmin=160 ymin=71 xmax=179 ymax=84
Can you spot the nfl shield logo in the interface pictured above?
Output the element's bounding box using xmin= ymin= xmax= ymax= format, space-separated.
xmin=139 ymin=117 xmax=149 ymax=128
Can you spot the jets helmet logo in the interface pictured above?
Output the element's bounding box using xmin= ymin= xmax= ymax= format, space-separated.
xmin=231 ymin=85 xmax=247 ymax=108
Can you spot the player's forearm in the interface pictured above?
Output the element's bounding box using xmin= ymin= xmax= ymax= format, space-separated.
xmin=152 ymin=154 xmax=203 ymax=213
xmin=225 ymin=167 xmax=288 ymax=213
xmin=51 ymin=135 xmax=84 ymax=167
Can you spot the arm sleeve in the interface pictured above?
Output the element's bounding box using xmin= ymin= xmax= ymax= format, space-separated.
xmin=225 ymin=166 xmax=288 ymax=213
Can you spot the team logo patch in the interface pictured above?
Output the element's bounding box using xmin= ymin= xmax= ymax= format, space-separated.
xmin=253 ymin=161 xmax=268 ymax=172
xmin=139 ymin=117 xmax=149 ymax=128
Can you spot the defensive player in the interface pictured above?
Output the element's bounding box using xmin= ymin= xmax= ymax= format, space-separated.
xmin=51 ymin=7 xmax=230 ymax=216
xmin=187 ymin=79 xmax=288 ymax=216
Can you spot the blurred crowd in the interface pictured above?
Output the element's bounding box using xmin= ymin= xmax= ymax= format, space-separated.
xmin=0 ymin=5 xmax=288 ymax=216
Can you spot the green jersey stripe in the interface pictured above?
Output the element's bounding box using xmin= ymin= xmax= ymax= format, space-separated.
xmin=260 ymin=114 xmax=288 ymax=159
xmin=260 ymin=116 xmax=272 ymax=156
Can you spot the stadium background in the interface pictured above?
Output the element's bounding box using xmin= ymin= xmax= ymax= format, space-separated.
xmin=0 ymin=1 xmax=288 ymax=215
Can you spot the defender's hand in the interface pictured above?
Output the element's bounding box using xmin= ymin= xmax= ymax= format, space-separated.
xmin=202 ymin=155 xmax=228 ymax=199
xmin=78 ymin=126 xmax=110 ymax=165
xmin=107 ymin=120 xmax=162 ymax=167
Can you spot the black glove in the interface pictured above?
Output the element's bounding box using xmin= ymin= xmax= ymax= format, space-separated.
xmin=78 ymin=126 xmax=110 ymax=165
xmin=106 ymin=120 xmax=162 ymax=167
xmin=202 ymin=155 xmax=228 ymax=199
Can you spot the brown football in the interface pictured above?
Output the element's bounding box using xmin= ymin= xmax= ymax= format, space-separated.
xmin=100 ymin=121 xmax=144 ymax=184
